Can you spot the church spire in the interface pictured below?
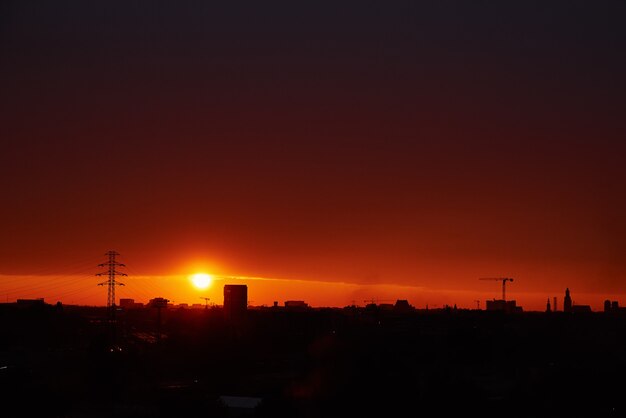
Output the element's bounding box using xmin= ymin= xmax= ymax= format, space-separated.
xmin=564 ymin=288 xmax=572 ymax=313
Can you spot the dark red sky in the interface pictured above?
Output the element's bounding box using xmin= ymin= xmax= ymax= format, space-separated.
xmin=1 ymin=1 xmax=626 ymax=304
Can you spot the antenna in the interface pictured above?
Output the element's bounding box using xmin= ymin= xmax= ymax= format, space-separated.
xmin=96 ymin=250 xmax=127 ymax=318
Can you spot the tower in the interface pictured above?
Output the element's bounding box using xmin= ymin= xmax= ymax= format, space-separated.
xmin=564 ymin=288 xmax=572 ymax=313
xmin=96 ymin=250 xmax=126 ymax=318
xmin=546 ymin=298 xmax=551 ymax=312
xmin=223 ymin=284 xmax=247 ymax=321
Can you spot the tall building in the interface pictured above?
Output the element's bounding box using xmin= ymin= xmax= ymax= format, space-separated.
xmin=564 ymin=288 xmax=572 ymax=313
xmin=546 ymin=298 xmax=551 ymax=312
xmin=224 ymin=284 xmax=247 ymax=320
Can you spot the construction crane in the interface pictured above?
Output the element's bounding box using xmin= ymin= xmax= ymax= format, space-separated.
xmin=479 ymin=277 xmax=514 ymax=301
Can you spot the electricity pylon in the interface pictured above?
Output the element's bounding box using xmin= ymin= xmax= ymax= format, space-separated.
xmin=97 ymin=250 xmax=126 ymax=317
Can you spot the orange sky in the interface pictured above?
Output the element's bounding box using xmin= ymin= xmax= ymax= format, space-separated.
xmin=1 ymin=3 xmax=625 ymax=308
xmin=1 ymin=269 xmax=623 ymax=312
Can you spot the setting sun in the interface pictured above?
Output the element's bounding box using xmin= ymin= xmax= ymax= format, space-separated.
xmin=190 ymin=273 xmax=212 ymax=290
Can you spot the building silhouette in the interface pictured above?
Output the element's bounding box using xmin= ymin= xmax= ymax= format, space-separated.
xmin=564 ymin=288 xmax=572 ymax=313
xmin=284 ymin=300 xmax=308 ymax=309
xmin=603 ymin=300 xmax=625 ymax=314
xmin=571 ymin=304 xmax=592 ymax=313
xmin=119 ymin=298 xmax=143 ymax=309
xmin=486 ymin=299 xmax=522 ymax=313
xmin=16 ymin=298 xmax=45 ymax=307
xmin=394 ymin=299 xmax=413 ymax=312
xmin=224 ymin=284 xmax=247 ymax=320
xmin=563 ymin=288 xmax=592 ymax=313
xmin=120 ymin=298 xmax=134 ymax=309
xmin=149 ymin=297 xmax=169 ymax=308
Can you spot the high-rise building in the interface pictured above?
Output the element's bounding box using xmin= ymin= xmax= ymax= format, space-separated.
xmin=564 ymin=288 xmax=572 ymax=313
xmin=224 ymin=284 xmax=247 ymax=320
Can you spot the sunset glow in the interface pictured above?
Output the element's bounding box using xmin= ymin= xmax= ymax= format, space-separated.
xmin=1 ymin=2 xmax=625 ymax=312
xmin=3 ymin=3 xmax=626 ymax=416
xmin=190 ymin=273 xmax=212 ymax=290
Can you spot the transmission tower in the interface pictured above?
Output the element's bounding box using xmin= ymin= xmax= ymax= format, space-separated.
xmin=96 ymin=250 xmax=126 ymax=315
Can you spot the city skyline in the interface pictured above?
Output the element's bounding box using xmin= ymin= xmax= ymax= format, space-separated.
xmin=2 ymin=252 xmax=624 ymax=312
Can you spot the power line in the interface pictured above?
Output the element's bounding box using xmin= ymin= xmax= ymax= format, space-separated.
xmin=3 ymin=273 xmax=92 ymax=297
xmin=116 ymin=259 xmax=165 ymax=298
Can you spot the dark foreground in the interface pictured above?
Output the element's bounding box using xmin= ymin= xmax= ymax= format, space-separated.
xmin=2 ymin=303 xmax=626 ymax=417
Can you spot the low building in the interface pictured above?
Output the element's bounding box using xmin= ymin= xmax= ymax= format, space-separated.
xmin=486 ymin=299 xmax=522 ymax=313
xmin=284 ymin=300 xmax=309 ymax=310
xmin=16 ymin=298 xmax=45 ymax=307
xmin=394 ymin=299 xmax=414 ymax=312
xmin=119 ymin=298 xmax=140 ymax=309
xmin=149 ymin=297 xmax=169 ymax=308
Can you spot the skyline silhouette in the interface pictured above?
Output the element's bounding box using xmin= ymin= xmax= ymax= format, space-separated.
xmin=4 ymin=282 xmax=626 ymax=417
xmin=1 ymin=251 xmax=622 ymax=313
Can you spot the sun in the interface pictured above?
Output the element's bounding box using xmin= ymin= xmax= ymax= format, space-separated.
xmin=190 ymin=273 xmax=212 ymax=290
